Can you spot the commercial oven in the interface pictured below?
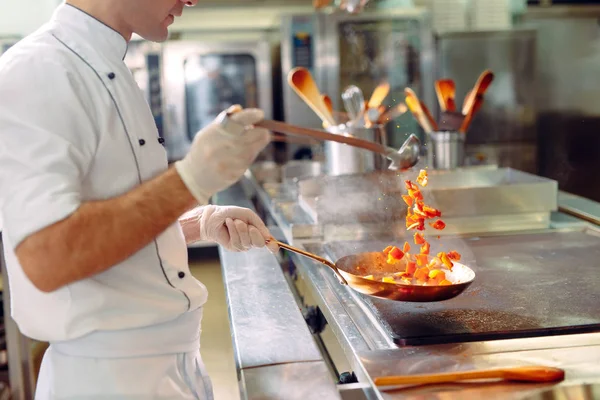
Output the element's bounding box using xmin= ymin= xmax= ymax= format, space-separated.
xmin=161 ymin=39 xmax=277 ymax=162
xmin=280 ymin=8 xmax=434 ymax=155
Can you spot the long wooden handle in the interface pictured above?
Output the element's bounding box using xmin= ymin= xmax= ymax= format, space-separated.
xmin=270 ymin=134 xmax=319 ymax=146
xmin=256 ymin=120 xmax=389 ymax=156
xmin=374 ymin=366 xmax=565 ymax=387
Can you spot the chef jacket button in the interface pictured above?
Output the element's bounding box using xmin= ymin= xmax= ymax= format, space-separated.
xmin=158 ymin=137 xmax=165 ymax=145
xmin=108 ymin=72 xmax=115 ymax=80
xmin=138 ymin=139 xmax=146 ymax=146
xmin=178 ymin=271 xmax=185 ymax=279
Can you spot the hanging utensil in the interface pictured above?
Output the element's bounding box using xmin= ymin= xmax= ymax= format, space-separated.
xmin=341 ymin=85 xmax=365 ymax=126
xmin=379 ymin=103 xmax=408 ymax=124
xmin=462 ymin=70 xmax=494 ymax=115
xmin=288 ymin=67 xmax=336 ymax=127
xmin=375 ymin=366 xmax=565 ymax=387
xmin=435 ymin=79 xmax=456 ymax=112
xmin=255 ymin=119 xmax=420 ymax=170
xmin=270 ymin=239 xmax=475 ymax=302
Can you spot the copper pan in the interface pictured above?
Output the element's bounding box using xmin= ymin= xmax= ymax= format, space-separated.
xmin=272 ymin=240 xmax=475 ymax=302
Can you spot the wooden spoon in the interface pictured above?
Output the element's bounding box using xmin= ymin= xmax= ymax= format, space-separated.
xmin=420 ymin=100 xmax=439 ymax=131
xmin=321 ymin=94 xmax=333 ymax=115
xmin=459 ymin=94 xmax=484 ymax=133
xmin=462 ymin=70 xmax=494 ymax=115
xmin=379 ymin=103 xmax=408 ymax=124
xmin=375 ymin=366 xmax=565 ymax=387
xmin=405 ymin=88 xmax=434 ymax=133
xmin=287 ymin=67 xmax=336 ymax=127
xmin=257 ymin=119 xmax=388 ymax=155
xmin=435 ymin=79 xmax=456 ymax=112
xmin=271 ymin=133 xmax=319 ymax=146
xmin=368 ymin=82 xmax=390 ymax=110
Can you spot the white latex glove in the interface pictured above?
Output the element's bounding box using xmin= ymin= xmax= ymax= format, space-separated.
xmin=175 ymin=105 xmax=270 ymax=204
xmin=198 ymin=205 xmax=279 ymax=253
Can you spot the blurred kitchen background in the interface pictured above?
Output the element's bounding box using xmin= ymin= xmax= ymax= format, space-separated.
xmin=3 ymin=0 xmax=599 ymax=201
xmin=3 ymin=0 xmax=600 ymax=398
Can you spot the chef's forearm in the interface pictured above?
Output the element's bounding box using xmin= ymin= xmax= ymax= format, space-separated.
xmin=15 ymin=167 xmax=198 ymax=292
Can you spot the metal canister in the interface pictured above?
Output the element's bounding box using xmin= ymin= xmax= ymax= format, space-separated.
xmin=427 ymin=131 xmax=465 ymax=170
xmin=324 ymin=124 xmax=387 ymax=176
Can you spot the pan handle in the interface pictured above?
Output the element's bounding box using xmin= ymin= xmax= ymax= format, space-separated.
xmin=269 ymin=239 xmax=349 ymax=285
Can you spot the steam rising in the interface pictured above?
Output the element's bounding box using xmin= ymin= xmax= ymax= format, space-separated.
xmin=313 ymin=160 xmax=477 ymax=273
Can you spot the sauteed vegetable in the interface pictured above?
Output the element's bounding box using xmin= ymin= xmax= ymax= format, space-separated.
xmin=364 ymin=169 xmax=462 ymax=286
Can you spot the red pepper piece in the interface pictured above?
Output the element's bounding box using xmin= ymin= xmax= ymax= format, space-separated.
xmin=447 ymin=251 xmax=462 ymax=261
xmin=440 ymin=252 xmax=454 ymax=269
xmin=420 ymin=241 xmax=430 ymax=255
xmin=414 ymin=232 xmax=425 ymax=245
xmin=404 ymin=180 xmax=418 ymax=191
xmin=402 ymin=195 xmax=413 ymax=207
xmin=430 ymin=220 xmax=446 ymax=230
xmin=416 ymin=254 xmax=429 ymax=266
xmin=408 ymin=189 xmax=423 ymax=201
xmin=423 ymin=205 xmax=441 ymax=218
xmin=383 ymin=246 xmax=394 ymax=255
xmin=390 ymin=247 xmax=404 ymax=260
xmin=403 ymin=241 xmax=411 ymax=253
xmin=414 ymin=267 xmax=430 ymax=281
xmin=405 ymin=261 xmax=417 ymax=275
xmin=416 ymin=169 xmax=428 ymax=187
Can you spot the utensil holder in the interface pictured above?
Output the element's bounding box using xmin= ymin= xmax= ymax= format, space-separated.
xmin=325 ymin=124 xmax=387 ymax=176
xmin=427 ymin=131 xmax=465 ymax=170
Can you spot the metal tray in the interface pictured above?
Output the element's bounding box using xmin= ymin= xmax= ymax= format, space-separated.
xmin=297 ymin=168 xmax=557 ymax=233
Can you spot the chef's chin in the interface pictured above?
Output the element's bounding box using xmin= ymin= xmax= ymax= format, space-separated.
xmin=136 ymin=26 xmax=170 ymax=43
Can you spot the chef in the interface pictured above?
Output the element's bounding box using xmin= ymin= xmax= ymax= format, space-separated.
xmin=0 ymin=0 xmax=277 ymax=399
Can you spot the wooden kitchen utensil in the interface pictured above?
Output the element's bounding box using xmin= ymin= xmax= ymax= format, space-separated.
xmin=368 ymin=82 xmax=390 ymax=110
xmin=379 ymin=103 xmax=408 ymax=124
xmin=270 ymin=133 xmax=319 ymax=146
xmin=420 ymin=101 xmax=439 ymax=131
xmin=405 ymin=89 xmax=433 ymax=133
xmin=375 ymin=366 xmax=565 ymax=387
xmin=435 ymin=79 xmax=456 ymax=112
xmin=462 ymin=70 xmax=494 ymax=115
xmin=256 ymin=119 xmax=421 ymax=170
xmin=459 ymin=94 xmax=484 ymax=133
xmin=321 ymin=94 xmax=334 ymax=117
xmin=288 ymin=67 xmax=336 ymax=127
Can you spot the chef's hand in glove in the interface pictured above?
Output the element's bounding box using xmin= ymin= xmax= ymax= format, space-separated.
xmin=175 ymin=105 xmax=270 ymax=205
xmin=198 ymin=205 xmax=279 ymax=253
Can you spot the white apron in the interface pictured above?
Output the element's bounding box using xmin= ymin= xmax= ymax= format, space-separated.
xmin=36 ymin=347 xmax=213 ymax=400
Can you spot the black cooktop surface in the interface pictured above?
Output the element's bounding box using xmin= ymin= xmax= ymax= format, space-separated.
xmin=324 ymin=229 xmax=600 ymax=346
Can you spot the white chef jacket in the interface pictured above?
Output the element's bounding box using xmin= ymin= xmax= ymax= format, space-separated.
xmin=0 ymin=4 xmax=208 ymax=357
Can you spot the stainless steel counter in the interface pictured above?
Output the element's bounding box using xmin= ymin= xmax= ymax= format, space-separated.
xmin=216 ymin=165 xmax=600 ymax=400
xmin=213 ymin=184 xmax=342 ymax=400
